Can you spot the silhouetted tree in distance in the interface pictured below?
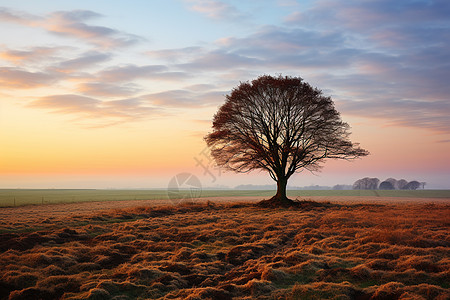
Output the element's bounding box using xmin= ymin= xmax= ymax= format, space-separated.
xmin=397 ymin=179 xmax=408 ymax=190
xmin=385 ymin=178 xmax=398 ymax=189
xmin=404 ymin=180 xmax=421 ymax=190
xmin=205 ymin=75 xmax=369 ymax=206
xmin=353 ymin=177 xmax=380 ymax=190
xmin=379 ymin=181 xmax=395 ymax=190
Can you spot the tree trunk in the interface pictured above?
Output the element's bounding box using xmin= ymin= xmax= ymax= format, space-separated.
xmin=275 ymin=177 xmax=288 ymax=201
xmin=258 ymin=176 xmax=294 ymax=207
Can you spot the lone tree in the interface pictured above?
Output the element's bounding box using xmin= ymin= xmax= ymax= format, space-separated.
xmin=205 ymin=75 xmax=369 ymax=207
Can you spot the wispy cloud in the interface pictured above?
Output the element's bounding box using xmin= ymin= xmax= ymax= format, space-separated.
xmin=45 ymin=10 xmax=142 ymax=48
xmin=146 ymin=47 xmax=203 ymax=63
xmin=0 ymin=6 xmax=38 ymax=24
xmin=96 ymin=64 xmax=188 ymax=82
xmin=0 ymin=7 xmax=142 ymax=48
xmin=285 ymin=0 xmax=450 ymax=51
xmin=339 ymin=98 xmax=450 ymax=133
xmin=277 ymin=0 xmax=299 ymax=7
xmin=1 ymin=2 xmax=449 ymax=134
xmin=0 ymin=46 xmax=63 ymax=64
xmin=77 ymin=82 xmax=141 ymax=98
xmin=0 ymin=67 xmax=60 ymax=88
xmin=185 ymin=0 xmax=244 ymax=20
xmin=29 ymin=94 xmax=100 ymax=114
xmin=178 ymin=50 xmax=263 ymax=71
xmin=144 ymin=89 xmax=224 ymax=108
xmin=286 ymin=0 xmax=450 ymax=134
xmin=26 ymin=86 xmax=224 ymax=126
xmin=165 ymin=26 xmax=354 ymax=75
xmin=53 ymin=51 xmax=111 ymax=72
xmin=225 ymin=25 xmax=346 ymax=51
xmin=28 ymin=94 xmax=162 ymax=125
xmin=210 ymin=26 xmax=353 ymax=69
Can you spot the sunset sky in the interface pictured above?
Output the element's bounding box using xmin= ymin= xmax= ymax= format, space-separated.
xmin=1 ymin=0 xmax=449 ymax=189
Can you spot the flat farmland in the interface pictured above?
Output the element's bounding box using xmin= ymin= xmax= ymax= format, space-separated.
xmin=1 ymin=189 xmax=450 ymax=207
xmin=0 ymin=196 xmax=449 ymax=299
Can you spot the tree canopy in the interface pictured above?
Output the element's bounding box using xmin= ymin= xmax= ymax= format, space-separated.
xmin=205 ymin=75 xmax=369 ymax=206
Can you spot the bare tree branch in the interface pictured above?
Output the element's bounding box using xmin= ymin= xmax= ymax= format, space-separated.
xmin=205 ymin=75 xmax=369 ymax=205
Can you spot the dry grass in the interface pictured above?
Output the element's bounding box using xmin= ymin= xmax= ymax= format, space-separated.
xmin=0 ymin=198 xmax=449 ymax=299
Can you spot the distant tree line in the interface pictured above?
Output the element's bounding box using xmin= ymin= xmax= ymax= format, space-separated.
xmin=353 ymin=177 xmax=425 ymax=190
xmin=332 ymin=184 xmax=353 ymax=190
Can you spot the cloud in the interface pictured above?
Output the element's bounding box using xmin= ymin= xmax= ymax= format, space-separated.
xmin=285 ymin=0 xmax=450 ymax=50
xmin=0 ymin=6 xmax=39 ymax=24
xmin=185 ymin=0 xmax=244 ymax=20
xmin=231 ymin=25 xmax=345 ymax=52
xmin=144 ymin=89 xmax=224 ymax=108
xmin=28 ymin=94 xmax=161 ymax=125
xmin=0 ymin=46 xmax=63 ymax=63
xmin=0 ymin=7 xmax=142 ymax=48
xmin=0 ymin=67 xmax=59 ymax=88
xmin=97 ymin=64 xmax=188 ymax=82
xmin=339 ymin=98 xmax=450 ymax=133
xmin=0 ymin=49 xmax=115 ymax=92
xmin=29 ymin=94 xmax=100 ymax=113
xmin=103 ymin=98 xmax=160 ymax=119
xmin=277 ymin=0 xmax=299 ymax=7
xmin=146 ymin=47 xmax=204 ymax=62
xmin=45 ymin=10 xmax=142 ymax=48
xmin=174 ymin=26 xmax=353 ymax=73
xmin=184 ymin=83 xmax=217 ymax=91
xmin=179 ymin=50 xmax=263 ymax=71
xmin=2 ymin=2 xmax=448 ymax=135
xmin=279 ymin=1 xmax=450 ymax=133
xmin=313 ymin=64 xmax=450 ymax=133
xmin=286 ymin=0 xmax=448 ymax=27
xmin=77 ymin=82 xmax=141 ymax=97
xmin=25 ymin=86 xmax=223 ymax=127
xmin=53 ymin=51 xmax=111 ymax=72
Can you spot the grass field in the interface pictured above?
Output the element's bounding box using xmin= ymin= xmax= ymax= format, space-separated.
xmin=0 ymin=199 xmax=449 ymax=299
xmin=0 ymin=189 xmax=450 ymax=207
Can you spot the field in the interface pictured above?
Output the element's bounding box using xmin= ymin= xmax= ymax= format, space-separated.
xmin=0 ymin=196 xmax=449 ymax=299
xmin=1 ymin=189 xmax=450 ymax=207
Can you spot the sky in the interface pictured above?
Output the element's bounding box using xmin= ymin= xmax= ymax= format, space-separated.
xmin=0 ymin=0 xmax=449 ymax=189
